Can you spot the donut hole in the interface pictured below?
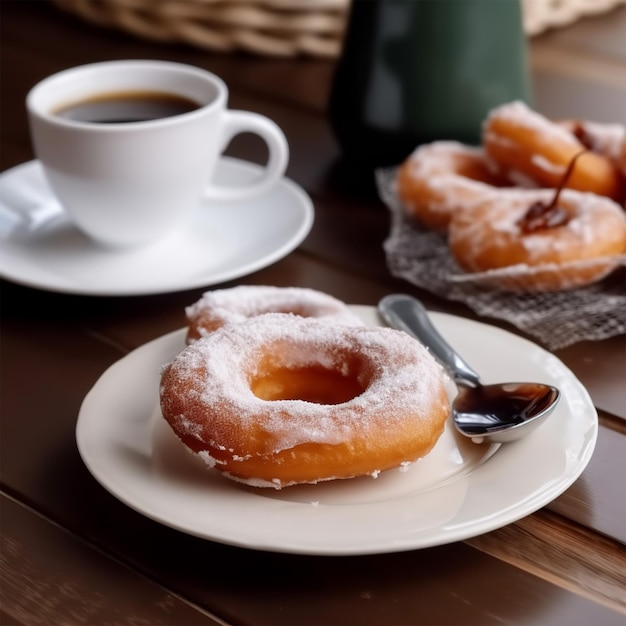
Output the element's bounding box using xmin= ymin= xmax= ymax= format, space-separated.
xmin=456 ymin=158 xmax=507 ymax=187
xmin=250 ymin=353 xmax=368 ymax=405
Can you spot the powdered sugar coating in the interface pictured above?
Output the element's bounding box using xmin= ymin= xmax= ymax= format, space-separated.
xmin=160 ymin=313 xmax=450 ymax=487
xmin=485 ymin=100 xmax=579 ymax=150
xmin=482 ymin=101 xmax=625 ymax=202
xmin=397 ymin=140 xmax=505 ymax=231
xmin=186 ymin=285 xmax=363 ymax=343
xmin=559 ymin=119 xmax=626 ymax=163
xmin=403 ymin=141 xmax=484 ymax=177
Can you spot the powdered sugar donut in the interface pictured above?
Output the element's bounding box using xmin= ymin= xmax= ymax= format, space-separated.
xmin=448 ymin=188 xmax=626 ymax=292
xmin=186 ymin=285 xmax=363 ymax=343
xmin=396 ymin=141 xmax=508 ymax=231
xmin=160 ymin=314 xmax=450 ymax=489
xmin=483 ymin=101 xmax=625 ymax=203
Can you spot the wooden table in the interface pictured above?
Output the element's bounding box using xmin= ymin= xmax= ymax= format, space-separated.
xmin=1 ymin=2 xmax=625 ymax=625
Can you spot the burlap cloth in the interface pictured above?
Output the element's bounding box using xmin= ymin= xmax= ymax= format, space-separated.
xmin=376 ymin=167 xmax=626 ymax=350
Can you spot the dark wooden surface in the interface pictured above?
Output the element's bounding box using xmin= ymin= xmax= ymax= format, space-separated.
xmin=1 ymin=2 xmax=625 ymax=625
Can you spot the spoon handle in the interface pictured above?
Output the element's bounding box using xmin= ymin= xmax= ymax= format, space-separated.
xmin=378 ymin=294 xmax=482 ymax=387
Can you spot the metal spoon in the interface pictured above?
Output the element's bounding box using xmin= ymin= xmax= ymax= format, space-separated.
xmin=378 ymin=294 xmax=560 ymax=444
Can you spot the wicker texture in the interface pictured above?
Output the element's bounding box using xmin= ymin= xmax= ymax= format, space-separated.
xmin=523 ymin=0 xmax=626 ymax=34
xmin=51 ymin=0 xmax=349 ymax=57
xmin=51 ymin=0 xmax=626 ymax=57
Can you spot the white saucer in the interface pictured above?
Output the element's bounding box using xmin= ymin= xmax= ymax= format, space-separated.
xmin=0 ymin=158 xmax=314 ymax=296
xmin=76 ymin=305 xmax=597 ymax=555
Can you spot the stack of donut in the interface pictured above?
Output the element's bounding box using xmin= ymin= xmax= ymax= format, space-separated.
xmin=160 ymin=285 xmax=451 ymax=489
xmin=184 ymin=285 xmax=364 ymax=343
xmin=396 ymin=101 xmax=626 ymax=292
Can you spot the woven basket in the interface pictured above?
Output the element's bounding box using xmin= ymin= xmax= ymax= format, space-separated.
xmin=522 ymin=0 xmax=626 ymax=35
xmin=51 ymin=0 xmax=626 ymax=58
xmin=51 ymin=0 xmax=350 ymax=57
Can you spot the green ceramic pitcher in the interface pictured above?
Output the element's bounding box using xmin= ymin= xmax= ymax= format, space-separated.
xmin=329 ymin=0 xmax=533 ymax=169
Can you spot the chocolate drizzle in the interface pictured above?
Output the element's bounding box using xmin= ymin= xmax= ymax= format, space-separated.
xmin=569 ymin=121 xmax=594 ymax=150
xmin=518 ymin=150 xmax=586 ymax=233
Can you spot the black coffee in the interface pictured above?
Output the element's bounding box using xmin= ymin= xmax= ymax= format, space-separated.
xmin=54 ymin=90 xmax=201 ymax=123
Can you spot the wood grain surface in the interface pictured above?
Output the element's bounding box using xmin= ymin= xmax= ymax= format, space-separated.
xmin=1 ymin=2 xmax=625 ymax=625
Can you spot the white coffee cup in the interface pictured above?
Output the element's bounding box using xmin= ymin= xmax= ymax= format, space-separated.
xmin=26 ymin=60 xmax=289 ymax=248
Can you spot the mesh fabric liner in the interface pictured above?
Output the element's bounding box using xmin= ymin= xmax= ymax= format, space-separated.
xmin=376 ymin=166 xmax=626 ymax=351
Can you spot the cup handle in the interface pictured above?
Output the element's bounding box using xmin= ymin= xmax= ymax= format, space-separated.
xmin=204 ymin=110 xmax=289 ymax=201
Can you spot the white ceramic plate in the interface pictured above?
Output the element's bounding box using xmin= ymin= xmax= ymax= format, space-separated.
xmin=0 ymin=158 xmax=313 ymax=296
xmin=76 ymin=305 xmax=598 ymax=555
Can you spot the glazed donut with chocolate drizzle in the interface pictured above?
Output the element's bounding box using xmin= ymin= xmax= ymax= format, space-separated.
xmin=186 ymin=285 xmax=363 ymax=343
xmin=160 ymin=314 xmax=450 ymax=489
xmin=396 ymin=141 xmax=509 ymax=231
xmin=448 ymin=154 xmax=626 ymax=292
xmin=483 ymin=101 xmax=625 ymax=203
